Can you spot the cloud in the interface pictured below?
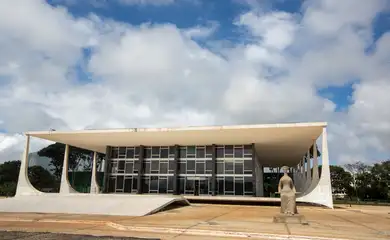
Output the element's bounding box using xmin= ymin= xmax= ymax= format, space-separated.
xmin=0 ymin=0 xmax=389 ymax=167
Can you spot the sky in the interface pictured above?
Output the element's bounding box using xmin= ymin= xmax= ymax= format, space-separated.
xmin=0 ymin=0 xmax=389 ymax=166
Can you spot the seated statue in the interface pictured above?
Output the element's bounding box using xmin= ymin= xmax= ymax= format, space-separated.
xmin=278 ymin=166 xmax=298 ymax=215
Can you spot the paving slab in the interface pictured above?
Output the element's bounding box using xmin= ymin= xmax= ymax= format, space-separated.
xmin=0 ymin=204 xmax=390 ymax=240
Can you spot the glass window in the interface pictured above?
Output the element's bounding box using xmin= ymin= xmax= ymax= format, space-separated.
xmin=151 ymin=160 xmax=159 ymax=171
xmin=224 ymin=145 xmax=233 ymax=156
xmin=161 ymin=148 xmax=169 ymax=158
xmin=111 ymin=162 xmax=117 ymax=173
xmin=244 ymin=160 xmax=252 ymax=174
xmin=169 ymin=161 xmax=176 ymax=173
xmin=108 ymin=178 xmax=115 ymax=193
xmin=225 ymin=176 xmax=234 ymax=192
xmin=216 ymin=148 xmax=224 ymax=158
xmin=187 ymin=160 xmax=195 ymax=172
xmin=169 ymin=146 xmax=175 ymax=156
xmin=217 ymin=177 xmax=224 ymax=195
xmin=124 ymin=178 xmax=132 ymax=193
xmin=150 ymin=176 xmax=158 ymax=191
xmin=196 ymin=148 xmax=205 ymax=158
xmin=133 ymin=161 xmax=139 ymax=173
xmin=118 ymin=147 xmax=126 ymax=157
xmin=217 ymin=161 xmax=224 ymax=174
xmin=152 ymin=146 xmax=160 ymax=155
xmin=234 ymin=147 xmax=243 ymax=158
xmin=135 ymin=147 xmax=140 ymax=157
xmin=158 ymin=177 xmax=168 ymax=193
xmin=118 ymin=161 xmax=125 ymax=171
xmin=179 ymin=148 xmax=186 ymax=158
xmin=206 ymin=145 xmax=213 ymax=157
xmin=142 ymin=177 xmax=149 ymax=193
xmin=111 ymin=148 xmax=119 ymax=158
xmin=160 ymin=162 xmax=168 ymax=174
xmin=244 ymin=176 xmax=253 ymax=193
xmin=179 ymin=177 xmax=185 ymax=194
xmin=179 ymin=162 xmax=186 ymax=174
xmin=116 ymin=176 xmax=124 ymax=190
xmin=145 ymin=148 xmax=152 ymax=158
xmin=187 ymin=146 xmax=196 ymax=155
xmin=205 ymin=160 xmax=213 ymax=173
xmin=126 ymin=148 xmax=134 ymax=158
xmin=168 ymin=176 xmax=174 ymax=192
xmin=244 ymin=145 xmax=252 ymax=156
xmin=225 ymin=161 xmax=234 ymax=173
xmin=196 ymin=162 xmax=205 ymax=174
xmin=234 ymin=177 xmax=244 ymax=195
xmin=234 ymin=161 xmax=244 ymax=174
xmin=199 ymin=179 xmax=208 ymax=195
xmin=185 ymin=178 xmax=194 ymax=194
xmin=132 ymin=177 xmax=138 ymax=192
xmin=125 ymin=162 xmax=133 ymax=173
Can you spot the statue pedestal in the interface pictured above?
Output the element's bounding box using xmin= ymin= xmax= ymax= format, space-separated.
xmin=273 ymin=214 xmax=308 ymax=225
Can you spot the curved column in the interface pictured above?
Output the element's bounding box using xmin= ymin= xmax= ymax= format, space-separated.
xmin=297 ymin=127 xmax=333 ymax=208
xmin=15 ymin=135 xmax=45 ymax=196
xmin=90 ymin=151 xmax=100 ymax=194
xmin=304 ymin=141 xmax=320 ymax=195
xmin=59 ymin=144 xmax=78 ymax=194
xmin=304 ymin=151 xmax=312 ymax=191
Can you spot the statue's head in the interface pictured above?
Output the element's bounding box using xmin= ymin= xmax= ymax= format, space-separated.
xmin=281 ymin=166 xmax=289 ymax=173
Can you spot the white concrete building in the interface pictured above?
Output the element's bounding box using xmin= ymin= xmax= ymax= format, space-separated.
xmin=0 ymin=122 xmax=333 ymax=216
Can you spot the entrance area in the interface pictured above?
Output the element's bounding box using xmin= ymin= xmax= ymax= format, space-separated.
xmin=186 ymin=176 xmax=209 ymax=196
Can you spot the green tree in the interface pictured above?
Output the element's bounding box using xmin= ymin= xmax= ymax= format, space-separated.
xmin=0 ymin=182 xmax=17 ymax=197
xmin=0 ymin=160 xmax=57 ymax=196
xmin=329 ymin=165 xmax=354 ymax=198
xmin=28 ymin=165 xmax=56 ymax=191
xmin=37 ymin=143 xmax=95 ymax=180
xmin=0 ymin=160 xmax=20 ymax=184
xmin=37 ymin=143 xmax=105 ymax=189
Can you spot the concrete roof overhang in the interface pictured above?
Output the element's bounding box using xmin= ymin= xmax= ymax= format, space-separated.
xmin=26 ymin=122 xmax=326 ymax=167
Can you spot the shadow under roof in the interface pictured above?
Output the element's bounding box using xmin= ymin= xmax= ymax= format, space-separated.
xmin=26 ymin=122 xmax=326 ymax=167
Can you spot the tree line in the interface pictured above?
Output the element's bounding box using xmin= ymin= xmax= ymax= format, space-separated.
xmin=0 ymin=142 xmax=389 ymax=201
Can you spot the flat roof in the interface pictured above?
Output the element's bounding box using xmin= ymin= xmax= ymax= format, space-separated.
xmin=26 ymin=122 xmax=326 ymax=167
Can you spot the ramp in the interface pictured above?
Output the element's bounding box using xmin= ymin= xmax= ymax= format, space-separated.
xmin=0 ymin=194 xmax=190 ymax=216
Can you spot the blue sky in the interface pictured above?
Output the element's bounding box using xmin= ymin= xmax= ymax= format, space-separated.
xmin=47 ymin=0 xmax=390 ymax=113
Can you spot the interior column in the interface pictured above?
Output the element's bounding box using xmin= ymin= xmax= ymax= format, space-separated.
xmin=102 ymin=146 xmax=111 ymax=193
xmin=211 ymin=144 xmax=217 ymax=196
xmin=173 ymin=145 xmax=180 ymax=195
xmin=137 ymin=145 xmax=145 ymax=194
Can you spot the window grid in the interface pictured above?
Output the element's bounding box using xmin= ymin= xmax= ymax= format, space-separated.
xmin=108 ymin=144 xmax=254 ymax=196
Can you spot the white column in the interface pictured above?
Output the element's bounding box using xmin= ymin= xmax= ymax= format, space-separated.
xmin=305 ymin=150 xmax=312 ymax=190
xmin=312 ymin=142 xmax=319 ymax=182
xmin=60 ymin=144 xmax=77 ymax=194
xmin=297 ymin=127 xmax=333 ymax=209
xmin=15 ymin=135 xmax=41 ymax=196
xmin=299 ymin=158 xmax=305 ymax=192
xmin=90 ymin=151 xmax=100 ymax=194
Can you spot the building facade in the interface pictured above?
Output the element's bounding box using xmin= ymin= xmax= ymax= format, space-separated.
xmin=105 ymin=144 xmax=257 ymax=196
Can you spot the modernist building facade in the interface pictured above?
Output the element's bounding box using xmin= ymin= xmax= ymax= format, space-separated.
xmin=12 ymin=122 xmax=333 ymax=209
xmin=105 ymin=145 xmax=256 ymax=197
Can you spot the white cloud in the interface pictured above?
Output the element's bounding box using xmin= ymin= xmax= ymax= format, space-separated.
xmin=0 ymin=0 xmax=389 ymax=167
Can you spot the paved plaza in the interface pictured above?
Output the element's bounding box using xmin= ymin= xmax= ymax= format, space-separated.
xmin=0 ymin=204 xmax=389 ymax=240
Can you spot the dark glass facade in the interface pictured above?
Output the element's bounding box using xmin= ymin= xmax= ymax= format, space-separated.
xmin=106 ymin=144 xmax=254 ymax=196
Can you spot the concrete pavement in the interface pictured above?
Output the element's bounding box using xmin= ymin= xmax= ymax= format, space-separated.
xmin=0 ymin=204 xmax=389 ymax=240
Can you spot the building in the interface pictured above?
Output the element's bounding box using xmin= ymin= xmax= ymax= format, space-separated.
xmin=1 ymin=122 xmax=333 ymax=216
